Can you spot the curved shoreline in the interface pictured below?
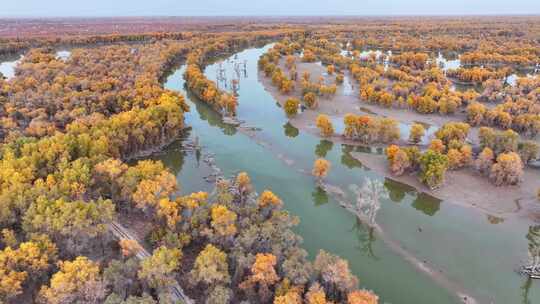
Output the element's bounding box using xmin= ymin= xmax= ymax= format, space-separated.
xmin=325 ymin=183 xmax=479 ymax=304
xmin=258 ymin=64 xmax=540 ymax=218
xmin=167 ymin=46 xmax=538 ymax=304
xmin=235 ymin=124 xmax=479 ymax=304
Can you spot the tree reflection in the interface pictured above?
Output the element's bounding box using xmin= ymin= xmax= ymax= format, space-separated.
xmin=187 ymin=89 xmax=238 ymax=136
xmin=411 ymin=192 xmax=441 ymax=216
xmin=350 ymin=218 xmax=378 ymax=260
xmin=315 ymin=139 xmax=333 ymax=158
xmin=142 ymin=134 xmax=187 ymax=175
xmin=283 ymin=122 xmax=299 ymax=138
xmin=520 ymin=276 xmax=533 ymax=304
xmin=195 ymin=147 xmax=201 ymax=167
xmin=383 ymin=178 xmax=415 ymax=203
xmin=523 ymin=225 xmax=540 ymax=277
xmin=311 ymin=186 xmax=329 ymax=206
xmin=340 ymin=145 xmax=364 ymax=169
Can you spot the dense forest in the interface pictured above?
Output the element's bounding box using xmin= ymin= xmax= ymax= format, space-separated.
xmin=0 ymin=16 xmax=539 ymax=304
xmin=0 ymin=27 xmax=380 ymax=304
xmin=257 ymin=26 xmax=539 ymax=191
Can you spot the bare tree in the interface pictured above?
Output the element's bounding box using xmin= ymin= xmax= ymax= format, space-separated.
xmin=346 ymin=179 xmax=389 ymax=227
xmin=522 ymin=225 xmax=540 ymax=278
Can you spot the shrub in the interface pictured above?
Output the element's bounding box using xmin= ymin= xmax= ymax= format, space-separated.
xmin=429 ymin=139 xmax=446 ymax=153
xmin=386 ymin=145 xmax=411 ymax=176
xmin=518 ymin=140 xmax=539 ymax=164
xmin=335 ymin=73 xmax=344 ymax=84
xmin=327 ymin=65 xmax=335 ymax=75
xmin=409 ymin=123 xmax=425 ymax=144
xmin=419 ymin=149 xmax=449 ymax=189
xmin=303 ymin=92 xmax=317 ymax=109
xmin=316 ymin=114 xmax=334 ymax=137
xmin=466 ymin=102 xmax=487 ymax=126
xmin=312 ymin=158 xmax=331 ymax=181
xmin=435 ymin=122 xmax=470 ymax=146
xmin=475 ymin=147 xmax=495 ymax=176
xmin=489 ymin=152 xmax=524 ymax=186
xmin=284 ymin=98 xmax=300 ymax=117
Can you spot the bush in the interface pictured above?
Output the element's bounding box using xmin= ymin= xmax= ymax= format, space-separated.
xmin=316 ymin=114 xmax=334 ymax=137
xmin=435 ymin=122 xmax=470 ymax=146
xmin=327 ymin=65 xmax=335 ymax=75
xmin=284 ymin=98 xmax=300 ymax=117
xmin=419 ymin=149 xmax=449 ymax=189
xmin=312 ymin=158 xmax=331 ymax=182
xmin=409 ymin=123 xmax=425 ymax=144
xmin=447 ymin=149 xmax=463 ymax=170
xmin=489 ymin=152 xmax=524 ymax=186
xmin=475 ymin=147 xmax=495 ymax=175
xmin=303 ymin=92 xmax=317 ymax=109
xmin=335 ymin=73 xmax=344 ymax=84
xmin=343 ymin=113 xmax=399 ymax=144
xmin=479 ymin=127 xmax=519 ymax=154
xmin=386 ymin=145 xmax=411 ymax=176
xmin=466 ymin=102 xmax=487 ymax=126
xmin=429 ymin=139 xmax=446 ymax=153
xmin=518 ymin=140 xmax=539 ymax=164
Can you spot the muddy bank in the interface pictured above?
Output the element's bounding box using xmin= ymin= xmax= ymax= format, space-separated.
xmin=350 ymin=151 xmax=539 ymax=217
xmin=259 ymin=59 xmax=540 ymax=217
xmin=262 ymin=56 xmax=485 ymax=146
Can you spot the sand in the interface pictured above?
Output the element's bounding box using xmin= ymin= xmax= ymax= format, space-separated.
xmin=259 ymin=56 xmax=540 ymax=217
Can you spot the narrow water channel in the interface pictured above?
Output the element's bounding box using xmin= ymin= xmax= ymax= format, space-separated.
xmin=156 ymin=45 xmax=539 ymax=304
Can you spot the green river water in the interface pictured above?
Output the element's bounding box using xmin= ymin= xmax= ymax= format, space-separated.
xmin=152 ymin=45 xmax=539 ymax=304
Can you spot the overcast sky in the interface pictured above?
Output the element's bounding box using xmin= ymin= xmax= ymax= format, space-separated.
xmin=1 ymin=0 xmax=539 ymax=17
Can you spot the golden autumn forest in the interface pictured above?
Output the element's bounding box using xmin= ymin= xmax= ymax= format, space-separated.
xmin=0 ymin=11 xmax=539 ymax=304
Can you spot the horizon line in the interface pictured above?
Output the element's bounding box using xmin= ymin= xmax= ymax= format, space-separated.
xmin=1 ymin=13 xmax=540 ymax=19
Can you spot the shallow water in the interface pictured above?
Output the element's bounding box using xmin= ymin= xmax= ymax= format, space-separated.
xmin=56 ymin=50 xmax=71 ymax=61
xmin=159 ymin=45 xmax=540 ymax=304
xmin=0 ymin=54 xmax=22 ymax=79
xmin=0 ymin=50 xmax=71 ymax=79
xmin=436 ymin=52 xmax=461 ymax=72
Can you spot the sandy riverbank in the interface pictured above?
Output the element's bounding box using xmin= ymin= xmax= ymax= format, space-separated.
xmin=351 ymin=151 xmax=539 ymax=216
xmin=259 ymin=56 xmax=540 ymax=217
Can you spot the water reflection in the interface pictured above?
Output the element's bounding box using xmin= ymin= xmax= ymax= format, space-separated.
xmin=0 ymin=54 xmax=23 ymax=79
xmin=312 ymin=186 xmax=329 ymax=206
xmin=206 ymin=56 xmax=249 ymax=94
xmin=161 ymin=43 xmax=540 ymax=304
xmin=436 ymin=52 xmax=461 ymax=71
xmin=340 ymin=145 xmax=365 ymax=169
xmin=525 ymin=225 xmax=540 ymax=276
xmin=187 ymin=89 xmax=238 ymax=136
xmin=56 ymin=50 xmax=71 ymax=61
xmin=399 ymin=121 xmax=438 ymax=145
xmin=315 ymin=139 xmax=334 ymax=157
xmin=283 ymin=122 xmax=299 ymax=138
xmin=351 ymin=219 xmax=379 ymax=260
xmin=521 ymin=277 xmax=533 ymax=304
xmin=411 ymin=192 xmax=441 ymax=216
xmin=384 ymin=178 xmax=416 ymax=203
xmin=146 ymin=136 xmax=187 ymax=171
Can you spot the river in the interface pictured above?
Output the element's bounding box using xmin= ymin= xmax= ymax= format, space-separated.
xmin=153 ymin=45 xmax=540 ymax=304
